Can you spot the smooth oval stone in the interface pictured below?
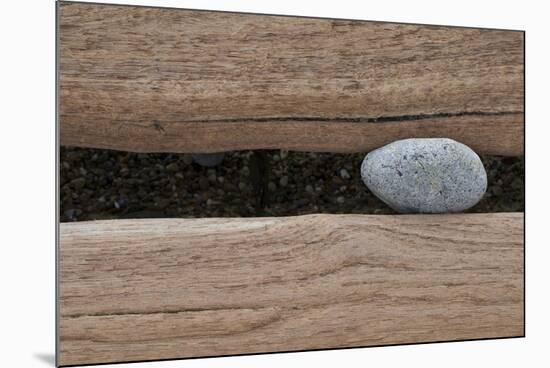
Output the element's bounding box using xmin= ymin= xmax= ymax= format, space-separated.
xmin=361 ymin=138 xmax=487 ymax=213
xmin=192 ymin=153 xmax=225 ymax=167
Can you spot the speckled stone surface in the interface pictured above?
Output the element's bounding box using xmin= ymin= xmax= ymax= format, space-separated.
xmin=361 ymin=138 xmax=487 ymax=213
xmin=192 ymin=153 xmax=225 ymax=167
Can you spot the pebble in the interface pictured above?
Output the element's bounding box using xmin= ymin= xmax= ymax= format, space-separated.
xmin=294 ymin=198 xmax=309 ymax=208
xmin=192 ymin=153 xmax=225 ymax=167
xmin=198 ymin=177 xmax=209 ymax=190
xmin=268 ymin=182 xmax=277 ymax=191
xmin=305 ymin=185 xmax=314 ymax=193
xmin=59 ymin=147 xmax=520 ymax=221
xmin=182 ymin=154 xmax=193 ymax=165
xmin=361 ymin=138 xmax=487 ymax=213
xmin=166 ymin=162 xmax=179 ymax=172
xmin=120 ymin=167 xmax=129 ymax=176
xmin=279 ymin=176 xmax=289 ymax=187
xmin=336 ymin=196 xmax=345 ymax=204
xmin=70 ymin=177 xmax=85 ymax=189
xmin=340 ymin=168 xmax=351 ymax=180
xmin=114 ymin=199 xmax=128 ymax=209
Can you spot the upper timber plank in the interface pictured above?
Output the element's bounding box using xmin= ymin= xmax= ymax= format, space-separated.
xmin=58 ymin=2 xmax=524 ymax=155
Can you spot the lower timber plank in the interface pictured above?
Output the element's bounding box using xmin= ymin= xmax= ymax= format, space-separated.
xmin=58 ymin=213 xmax=524 ymax=366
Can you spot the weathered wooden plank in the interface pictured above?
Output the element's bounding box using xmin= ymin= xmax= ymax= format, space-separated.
xmin=58 ymin=2 xmax=524 ymax=156
xmin=59 ymin=213 xmax=524 ymax=366
xmin=59 ymin=113 xmax=523 ymax=155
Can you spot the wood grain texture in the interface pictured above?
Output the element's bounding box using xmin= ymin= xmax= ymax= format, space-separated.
xmin=59 ymin=213 xmax=524 ymax=366
xmin=58 ymin=2 xmax=524 ymax=156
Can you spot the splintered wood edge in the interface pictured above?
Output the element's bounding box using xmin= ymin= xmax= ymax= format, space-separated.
xmin=58 ymin=2 xmax=524 ymax=156
xmin=58 ymin=213 xmax=524 ymax=366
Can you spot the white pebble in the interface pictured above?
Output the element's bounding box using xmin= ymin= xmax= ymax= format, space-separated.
xmin=361 ymin=138 xmax=487 ymax=213
xmin=340 ymin=168 xmax=351 ymax=180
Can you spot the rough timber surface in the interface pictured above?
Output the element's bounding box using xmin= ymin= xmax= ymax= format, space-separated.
xmin=58 ymin=2 xmax=524 ymax=155
xmin=58 ymin=213 xmax=524 ymax=366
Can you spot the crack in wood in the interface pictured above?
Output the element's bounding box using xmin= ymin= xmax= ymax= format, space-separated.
xmin=63 ymin=306 xmax=271 ymax=319
xmin=144 ymin=110 xmax=521 ymax=125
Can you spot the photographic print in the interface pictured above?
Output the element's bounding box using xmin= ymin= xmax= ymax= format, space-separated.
xmin=57 ymin=2 xmax=524 ymax=366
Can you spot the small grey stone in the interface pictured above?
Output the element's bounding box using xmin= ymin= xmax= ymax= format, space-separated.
xmin=119 ymin=167 xmax=129 ymax=176
xmin=336 ymin=196 xmax=345 ymax=204
xmin=361 ymin=138 xmax=487 ymax=213
xmin=294 ymin=198 xmax=309 ymax=208
xmin=114 ymin=199 xmax=128 ymax=209
xmin=198 ymin=177 xmax=209 ymax=190
xmin=268 ymin=182 xmax=277 ymax=191
xmin=340 ymin=168 xmax=351 ymax=180
xmin=64 ymin=209 xmax=76 ymax=219
xmin=70 ymin=177 xmax=85 ymax=189
xmin=192 ymin=153 xmax=225 ymax=167
xmin=305 ymin=185 xmax=314 ymax=193
xmin=166 ymin=162 xmax=179 ymax=172
xmin=279 ymin=175 xmax=289 ymax=187
xmin=182 ymin=154 xmax=193 ymax=165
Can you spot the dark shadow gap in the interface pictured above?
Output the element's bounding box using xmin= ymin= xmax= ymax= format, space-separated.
xmin=60 ymin=147 xmax=524 ymax=222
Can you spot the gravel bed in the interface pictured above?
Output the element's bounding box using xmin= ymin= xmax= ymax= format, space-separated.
xmin=60 ymin=147 xmax=524 ymax=222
